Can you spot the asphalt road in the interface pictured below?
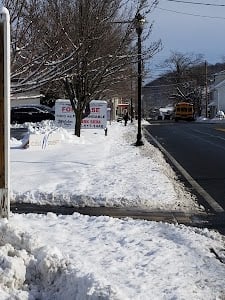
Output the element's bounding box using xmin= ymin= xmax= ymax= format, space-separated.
xmin=144 ymin=121 xmax=225 ymax=212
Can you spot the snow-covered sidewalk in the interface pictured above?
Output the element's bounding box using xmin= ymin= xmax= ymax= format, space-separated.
xmin=10 ymin=121 xmax=200 ymax=212
xmin=0 ymin=120 xmax=224 ymax=299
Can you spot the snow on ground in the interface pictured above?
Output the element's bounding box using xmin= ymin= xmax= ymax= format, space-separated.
xmin=10 ymin=120 xmax=200 ymax=211
xmin=0 ymin=119 xmax=223 ymax=299
xmin=1 ymin=213 xmax=225 ymax=300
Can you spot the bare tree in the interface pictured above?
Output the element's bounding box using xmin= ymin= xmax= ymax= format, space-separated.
xmin=3 ymin=0 xmax=77 ymax=94
xmin=161 ymin=51 xmax=204 ymax=83
xmin=159 ymin=51 xmax=206 ymax=115
xmin=44 ymin=0 xmax=161 ymax=136
xmin=4 ymin=0 xmax=161 ymax=136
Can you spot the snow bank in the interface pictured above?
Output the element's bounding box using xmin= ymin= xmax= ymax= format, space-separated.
xmin=0 ymin=218 xmax=117 ymax=299
xmin=0 ymin=213 xmax=225 ymax=299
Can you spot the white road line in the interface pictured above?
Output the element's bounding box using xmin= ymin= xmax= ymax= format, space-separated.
xmin=144 ymin=128 xmax=224 ymax=213
xmin=193 ymin=127 xmax=225 ymax=141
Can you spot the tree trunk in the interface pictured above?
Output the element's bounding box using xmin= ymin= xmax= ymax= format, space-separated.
xmin=75 ymin=110 xmax=82 ymax=137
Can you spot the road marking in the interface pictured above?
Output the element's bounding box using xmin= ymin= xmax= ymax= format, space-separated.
xmin=216 ymin=128 xmax=225 ymax=133
xmin=192 ymin=128 xmax=225 ymax=141
xmin=144 ymin=128 xmax=224 ymax=213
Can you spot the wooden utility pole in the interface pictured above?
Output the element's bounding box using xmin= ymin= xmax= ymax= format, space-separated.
xmin=0 ymin=7 xmax=10 ymax=218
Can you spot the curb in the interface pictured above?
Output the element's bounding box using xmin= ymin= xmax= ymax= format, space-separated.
xmin=11 ymin=202 xmax=210 ymax=227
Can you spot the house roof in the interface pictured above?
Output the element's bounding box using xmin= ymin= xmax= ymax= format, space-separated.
xmin=11 ymin=94 xmax=43 ymax=100
xmin=208 ymin=101 xmax=217 ymax=107
xmin=213 ymin=69 xmax=225 ymax=77
xmin=214 ymin=78 xmax=225 ymax=89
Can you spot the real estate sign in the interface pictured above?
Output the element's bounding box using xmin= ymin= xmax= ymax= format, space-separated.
xmin=55 ymin=99 xmax=108 ymax=129
xmin=55 ymin=99 xmax=75 ymax=129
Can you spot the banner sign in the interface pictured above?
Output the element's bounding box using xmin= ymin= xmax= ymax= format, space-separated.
xmin=55 ymin=99 xmax=108 ymax=129
xmin=55 ymin=99 xmax=75 ymax=129
xmin=82 ymin=100 xmax=107 ymax=129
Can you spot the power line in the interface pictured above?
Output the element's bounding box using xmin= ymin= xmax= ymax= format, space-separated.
xmin=166 ymin=0 xmax=225 ymax=7
xmin=157 ymin=6 xmax=225 ymax=19
xmin=143 ymin=80 xmax=196 ymax=87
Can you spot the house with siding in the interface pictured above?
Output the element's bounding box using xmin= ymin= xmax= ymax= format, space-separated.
xmin=209 ymin=70 xmax=225 ymax=118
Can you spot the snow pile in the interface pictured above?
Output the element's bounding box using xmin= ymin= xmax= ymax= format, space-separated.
xmin=0 ymin=218 xmax=115 ymax=299
xmin=0 ymin=213 xmax=225 ymax=299
xmin=196 ymin=116 xmax=225 ymax=123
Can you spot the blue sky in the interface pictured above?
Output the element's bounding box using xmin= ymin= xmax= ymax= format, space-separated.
xmin=146 ymin=0 xmax=225 ymax=80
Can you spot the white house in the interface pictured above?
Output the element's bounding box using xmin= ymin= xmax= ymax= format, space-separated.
xmin=209 ymin=70 xmax=225 ymax=118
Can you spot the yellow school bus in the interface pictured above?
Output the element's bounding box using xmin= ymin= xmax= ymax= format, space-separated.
xmin=175 ymin=102 xmax=194 ymax=121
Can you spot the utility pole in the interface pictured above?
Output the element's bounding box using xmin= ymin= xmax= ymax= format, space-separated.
xmin=205 ymin=60 xmax=208 ymax=118
xmin=0 ymin=7 xmax=10 ymax=218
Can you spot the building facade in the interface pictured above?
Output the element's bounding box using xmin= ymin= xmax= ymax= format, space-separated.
xmin=209 ymin=70 xmax=225 ymax=118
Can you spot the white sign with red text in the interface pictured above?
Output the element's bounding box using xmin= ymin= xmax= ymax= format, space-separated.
xmin=82 ymin=100 xmax=107 ymax=129
xmin=55 ymin=99 xmax=75 ymax=129
xmin=55 ymin=99 xmax=107 ymax=129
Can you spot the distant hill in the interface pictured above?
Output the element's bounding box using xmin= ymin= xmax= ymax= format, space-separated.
xmin=142 ymin=62 xmax=225 ymax=117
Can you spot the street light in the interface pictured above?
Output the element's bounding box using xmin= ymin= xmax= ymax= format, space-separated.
xmin=134 ymin=13 xmax=145 ymax=146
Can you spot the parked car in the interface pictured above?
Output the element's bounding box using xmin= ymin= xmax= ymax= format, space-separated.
xmin=11 ymin=104 xmax=55 ymax=124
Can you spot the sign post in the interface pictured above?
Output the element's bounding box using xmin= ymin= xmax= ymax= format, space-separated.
xmin=0 ymin=7 xmax=10 ymax=218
